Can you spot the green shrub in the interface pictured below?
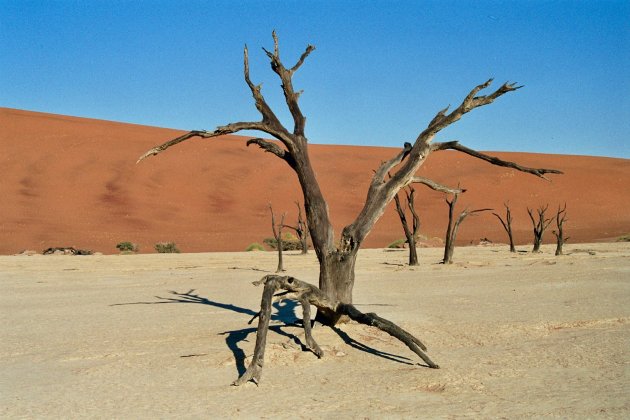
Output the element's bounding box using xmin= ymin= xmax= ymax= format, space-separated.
xmin=387 ymin=239 xmax=407 ymax=249
xmin=116 ymin=241 xmax=138 ymax=253
xmin=616 ymin=234 xmax=630 ymax=242
xmin=263 ymin=237 xmax=303 ymax=251
xmin=245 ymin=242 xmax=265 ymax=251
xmin=155 ymin=242 xmax=180 ymax=253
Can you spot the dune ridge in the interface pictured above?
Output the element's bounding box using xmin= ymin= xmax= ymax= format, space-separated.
xmin=1 ymin=107 xmax=629 ymax=254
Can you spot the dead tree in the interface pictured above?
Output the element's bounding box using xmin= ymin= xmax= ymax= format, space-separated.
xmin=282 ymin=201 xmax=309 ymax=254
xmin=393 ymin=186 xmax=421 ymax=265
xmin=527 ymin=205 xmax=552 ymax=253
xmin=553 ymin=203 xmax=569 ymax=256
xmin=139 ymin=32 xmax=562 ymax=383
xmin=443 ymin=193 xmax=492 ymax=264
xmin=493 ymin=202 xmax=516 ymax=252
xmin=268 ymin=204 xmax=286 ymax=273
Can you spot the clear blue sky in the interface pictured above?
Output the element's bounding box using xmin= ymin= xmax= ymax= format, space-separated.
xmin=1 ymin=0 xmax=628 ymax=158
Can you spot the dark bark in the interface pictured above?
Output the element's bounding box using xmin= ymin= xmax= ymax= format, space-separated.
xmin=443 ymin=193 xmax=492 ymax=264
xmin=493 ymin=202 xmax=516 ymax=252
xmin=394 ymin=186 xmax=420 ymax=265
xmin=233 ymin=275 xmax=438 ymax=386
xmin=528 ymin=205 xmax=552 ymax=253
xmin=139 ymin=32 xmax=562 ymax=328
xmin=269 ymin=204 xmax=286 ymax=273
xmin=553 ymin=203 xmax=569 ymax=256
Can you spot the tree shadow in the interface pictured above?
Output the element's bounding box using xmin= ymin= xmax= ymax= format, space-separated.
xmin=111 ymin=288 xmax=298 ymax=324
xmin=112 ymin=289 xmax=427 ymax=375
xmin=219 ymin=323 xmax=308 ymax=376
xmin=112 ymin=289 xmax=302 ymax=376
xmin=330 ymin=326 xmax=414 ymax=366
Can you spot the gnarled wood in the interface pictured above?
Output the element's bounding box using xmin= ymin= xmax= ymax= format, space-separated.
xmin=139 ymin=32 xmax=561 ymax=327
xmin=233 ymin=275 xmax=438 ymax=386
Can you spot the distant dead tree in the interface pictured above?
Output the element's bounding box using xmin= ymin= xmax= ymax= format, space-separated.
xmin=493 ymin=202 xmax=516 ymax=252
xmin=393 ymin=185 xmax=421 ymax=265
xmin=282 ymin=201 xmax=309 ymax=254
xmin=527 ymin=205 xmax=552 ymax=253
xmin=443 ymin=192 xmax=492 ymax=264
xmin=268 ymin=204 xmax=286 ymax=272
xmin=553 ymin=203 xmax=569 ymax=256
xmin=139 ymin=32 xmax=561 ymax=385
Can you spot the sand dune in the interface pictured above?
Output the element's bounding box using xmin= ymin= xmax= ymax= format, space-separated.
xmin=1 ymin=243 xmax=628 ymax=417
xmin=1 ymin=107 xmax=629 ymax=254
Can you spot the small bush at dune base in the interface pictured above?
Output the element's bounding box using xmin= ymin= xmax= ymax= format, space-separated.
xmin=116 ymin=241 xmax=139 ymax=253
xmin=387 ymin=239 xmax=407 ymax=249
xmin=155 ymin=242 xmax=180 ymax=253
xmin=246 ymin=243 xmax=265 ymax=251
xmin=263 ymin=234 xmax=303 ymax=251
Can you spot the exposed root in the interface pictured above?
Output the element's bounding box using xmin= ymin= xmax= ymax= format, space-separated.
xmin=233 ymin=274 xmax=438 ymax=386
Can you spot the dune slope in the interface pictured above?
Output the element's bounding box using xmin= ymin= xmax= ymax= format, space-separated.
xmin=1 ymin=107 xmax=629 ymax=254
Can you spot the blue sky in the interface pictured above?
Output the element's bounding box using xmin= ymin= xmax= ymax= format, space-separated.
xmin=1 ymin=0 xmax=628 ymax=158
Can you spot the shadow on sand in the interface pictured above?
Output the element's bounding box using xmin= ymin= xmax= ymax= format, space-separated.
xmin=112 ymin=289 xmax=417 ymax=376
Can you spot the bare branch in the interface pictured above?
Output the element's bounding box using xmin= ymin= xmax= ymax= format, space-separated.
xmin=246 ymin=138 xmax=296 ymax=168
xmin=244 ymin=45 xmax=288 ymax=137
xmin=259 ymin=32 xmax=312 ymax=137
xmin=424 ymin=79 xmax=521 ymax=134
xmin=290 ymin=44 xmax=316 ymax=74
xmin=409 ymin=177 xmax=465 ymax=194
xmin=137 ymin=130 xmax=210 ymax=163
xmin=372 ymin=142 xmax=413 ymax=186
xmin=137 ymin=122 xmax=273 ymax=163
xmin=432 ymin=141 xmax=563 ymax=180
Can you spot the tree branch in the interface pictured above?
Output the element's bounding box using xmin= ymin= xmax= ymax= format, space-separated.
xmin=243 ymin=44 xmax=287 ymax=137
xmin=246 ymin=138 xmax=296 ymax=168
xmin=262 ymin=30 xmax=311 ymax=137
xmin=408 ymin=177 xmax=465 ymax=194
xmin=423 ymin=79 xmax=521 ymax=135
xmin=432 ymin=141 xmax=563 ymax=180
xmin=372 ymin=142 xmax=413 ymax=187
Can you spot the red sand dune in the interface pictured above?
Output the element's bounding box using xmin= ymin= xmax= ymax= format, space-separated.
xmin=1 ymin=107 xmax=629 ymax=254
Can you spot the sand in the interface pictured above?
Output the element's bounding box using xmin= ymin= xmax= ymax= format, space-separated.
xmin=2 ymin=107 xmax=629 ymax=255
xmin=1 ymin=242 xmax=629 ymax=418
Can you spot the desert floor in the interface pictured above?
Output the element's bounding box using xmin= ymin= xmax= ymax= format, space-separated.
xmin=1 ymin=243 xmax=629 ymax=418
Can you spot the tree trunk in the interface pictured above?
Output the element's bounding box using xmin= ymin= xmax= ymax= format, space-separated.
xmin=443 ymin=193 xmax=492 ymax=264
xmin=528 ymin=205 xmax=551 ymax=253
xmin=269 ymin=204 xmax=286 ymax=273
xmin=408 ymin=245 xmax=419 ymax=266
xmin=316 ymin=249 xmax=358 ymax=325
xmin=394 ymin=187 xmax=420 ymax=266
xmin=493 ymin=203 xmax=516 ymax=253
xmin=443 ymin=194 xmax=458 ymax=264
xmin=296 ymin=201 xmax=309 ymax=254
xmin=553 ymin=203 xmax=568 ymax=256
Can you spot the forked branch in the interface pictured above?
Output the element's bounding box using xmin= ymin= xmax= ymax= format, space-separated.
xmin=432 ymin=141 xmax=563 ymax=180
xmin=138 ymin=32 xmax=311 ymax=165
xmin=233 ymin=274 xmax=438 ymax=386
xmin=409 ymin=177 xmax=465 ymax=194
